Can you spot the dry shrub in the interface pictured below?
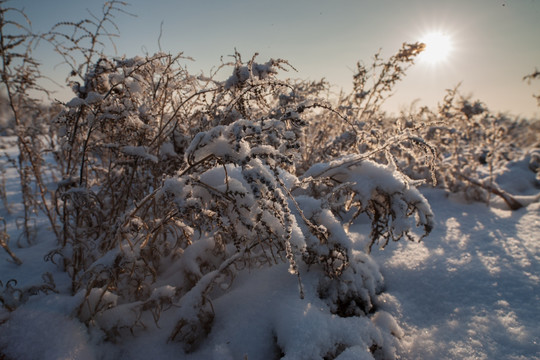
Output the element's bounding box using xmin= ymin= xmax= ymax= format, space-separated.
xmin=45 ymin=46 xmax=434 ymax=356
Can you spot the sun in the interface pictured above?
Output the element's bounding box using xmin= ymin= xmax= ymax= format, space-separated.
xmin=419 ymin=31 xmax=453 ymax=65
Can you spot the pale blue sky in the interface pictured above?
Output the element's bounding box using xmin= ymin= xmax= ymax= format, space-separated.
xmin=16 ymin=0 xmax=540 ymax=118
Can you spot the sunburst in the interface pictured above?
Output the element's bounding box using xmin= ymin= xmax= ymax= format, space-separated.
xmin=419 ymin=31 xmax=453 ymax=65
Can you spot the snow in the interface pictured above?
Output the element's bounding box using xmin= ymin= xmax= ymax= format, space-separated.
xmin=224 ymin=60 xmax=280 ymax=89
xmin=65 ymin=97 xmax=86 ymax=108
xmin=368 ymin=189 xmax=540 ymax=360
xmin=1 ymin=302 xmax=97 ymax=360
xmin=121 ymin=146 xmax=158 ymax=163
xmin=1 ymin=138 xmax=539 ymax=359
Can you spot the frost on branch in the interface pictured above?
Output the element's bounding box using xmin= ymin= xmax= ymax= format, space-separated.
xmin=224 ymin=51 xmax=293 ymax=90
xmin=301 ymin=155 xmax=434 ymax=253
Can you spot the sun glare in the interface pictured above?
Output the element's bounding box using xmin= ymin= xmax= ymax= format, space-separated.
xmin=419 ymin=31 xmax=453 ymax=65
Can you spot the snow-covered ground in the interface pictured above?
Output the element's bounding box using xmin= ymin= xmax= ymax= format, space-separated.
xmin=370 ymin=189 xmax=540 ymax=360
xmin=1 ymin=136 xmax=539 ymax=360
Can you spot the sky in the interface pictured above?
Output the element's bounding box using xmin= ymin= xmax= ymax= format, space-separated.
xmin=13 ymin=0 xmax=540 ymax=118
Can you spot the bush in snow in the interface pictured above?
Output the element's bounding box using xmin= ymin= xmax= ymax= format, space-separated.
xmin=53 ymin=79 xmax=433 ymax=358
xmin=49 ymin=48 xmax=300 ymax=292
xmin=417 ymin=86 xmax=540 ymax=209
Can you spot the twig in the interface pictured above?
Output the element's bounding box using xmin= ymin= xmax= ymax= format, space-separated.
xmin=458 ymin=172 xmax=523 ymax=210
xmin=1 ymin=218 xmax=22 ymax=265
